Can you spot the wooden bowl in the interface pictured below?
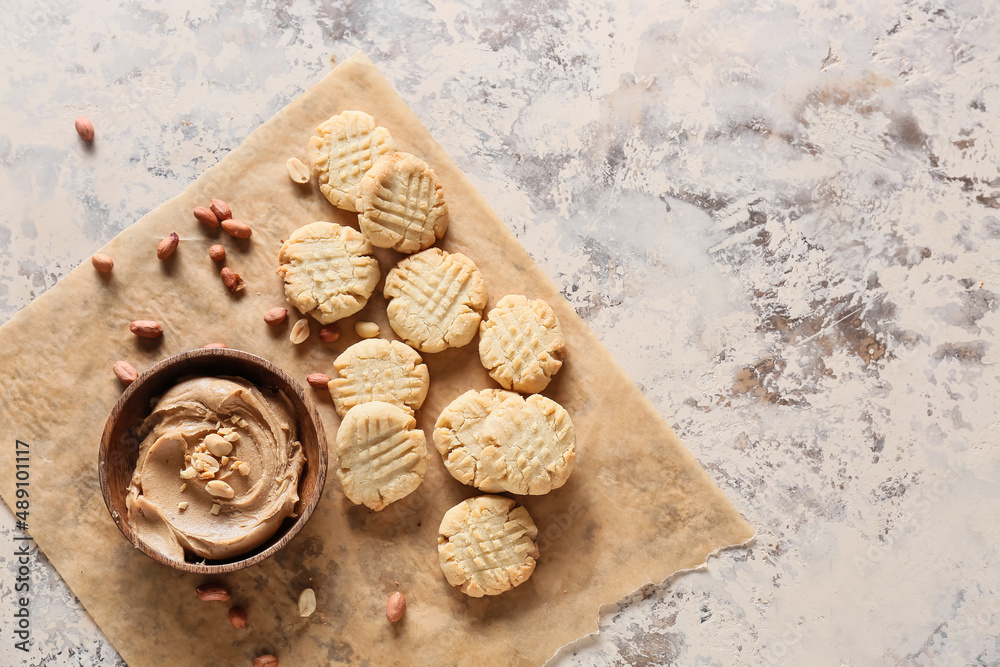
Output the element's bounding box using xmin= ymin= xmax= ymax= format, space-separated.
xmin=98 ymin=348 xmax=327 ymax=573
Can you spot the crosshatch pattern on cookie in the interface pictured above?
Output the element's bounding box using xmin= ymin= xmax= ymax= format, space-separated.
xmin=358 ymin=152 xmax=448 ymax=253
xmin=277 ymin=222 xmax=380 ymax=324
xmin=434 ymin=389 xmax=575 ymax=495
xmin=479 ymin=294 xmax=566 ymax=394
xmin=481 ymin=393 xmax=576 ymax=495
xmin=308 ymin=110 xmax=395 ymax=212
xmin=433 ymin=389 xmax=521 ymax=490
xmin=328 ymin=339 xmax=430 ymax=417
xmin=384 ymin=248 xmax=488 ymax=353
xmin=438 ymin=495 xmax=539 ymax=598
xmin=335 ymin=401 xmax=427 ymax=511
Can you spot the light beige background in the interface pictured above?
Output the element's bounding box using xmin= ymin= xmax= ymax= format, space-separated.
xmin=3 ymin=1 xmax=999 ymax=665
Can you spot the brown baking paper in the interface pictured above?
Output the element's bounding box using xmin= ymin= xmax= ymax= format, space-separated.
xmin=0 ymin=52 xmax=753 ymax=666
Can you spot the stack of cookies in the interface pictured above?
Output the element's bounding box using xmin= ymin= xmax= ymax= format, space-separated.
xmin=277 ymin=110 xmax=576 ymax=597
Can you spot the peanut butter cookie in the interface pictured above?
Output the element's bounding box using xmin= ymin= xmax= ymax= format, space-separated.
xmin=277 ymin=221 xmax=380 ymax=324
xmin=335 ymin=401 xmax=427 ymax=511
xmin=438 ymin=495 xmax=539 ymax=597
xmin=479 ymin=294 xmax=566 ymax=393
xmin=308 ymin=110 xmax=395 ymax=212
xmin=328 ymin=339 xmax=430 ymax=418
xmin=383 ymin=248 xmax=488 ymax=353
xmin=357 ymin=152 xmax=448 ymax=253
xmin=433 ymin=388 xmax=519 ymax=491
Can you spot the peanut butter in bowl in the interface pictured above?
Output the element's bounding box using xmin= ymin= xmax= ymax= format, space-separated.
xmin=125 ymin=376 xmax=305 ymax=562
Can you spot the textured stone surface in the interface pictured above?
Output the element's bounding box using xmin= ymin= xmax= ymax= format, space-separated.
xmin=1 ymin=0 xmax=999 ymax=665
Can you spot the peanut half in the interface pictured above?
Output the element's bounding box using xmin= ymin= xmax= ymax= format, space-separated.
xmin=221 ymin=218 xmax=252 ymax=239
xmin=286 ymin=157 xmax=310 ymax=184
xmin=157 ymin=232 xmax=179 ymax=260
xmin=194 ymin=206 xmax=220 ymax=228
xmin=289 ymin=318 xmax=310 ymax=344
xmin=75 ymin=116 xmax=95 ymax=142
xmin=386 ymin=591 xmax=406 ymax=623
xmin=210 ymin=198 xmax=232 ymax=221
xmin=355 ymin=321 xmax=380 ymax=339
xmin=306 ymin=373 xmax=331 ymax=388
xmin=204 ymin=434 xmax=233 ymax=457
xmin=130 ymin=320 xmax=163 ymax=338
xmin=228 ymin=605 xmax=249 ymax=629
xmin=195 ymin=583 xmax=231 ymax=601
xmin=252 ymin=656 xmax=279 ymax=667
xmin=298 ymin=588 xmax=317 ymax=617
xmin=206 ymin=480 xmax=235 ymax=499
xmin=91 ymin=253 xmax=114 ymax=273
xmin=192 ymin=452 xmax=220 ymax=475
xmin=113 ymin=361 xmax=138 ymax=385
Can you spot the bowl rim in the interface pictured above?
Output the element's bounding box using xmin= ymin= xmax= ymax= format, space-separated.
xmin=98 ymin=347 xmax=328 ymax=574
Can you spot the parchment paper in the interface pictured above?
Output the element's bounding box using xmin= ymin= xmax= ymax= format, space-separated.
xmin=0 ymin=52 xmax=754 ymax=666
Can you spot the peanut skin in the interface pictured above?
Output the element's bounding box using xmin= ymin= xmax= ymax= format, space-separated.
xmin=112 ymin=361 xmax=138 ymax=385
xmin=264 ymin=307 xmax=288 ymax=325
xmin=228 ymin=605 xmax=248 ymax=629
xmin=195 ymin=583 xmax=231 ymax=602
xmin=386 ymin=591 xmax=406 ymax=622
xmin=129 ymin=320 xmax=163 ymax=338
xmin=306 ymin=373 xmax=331 ymax=388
